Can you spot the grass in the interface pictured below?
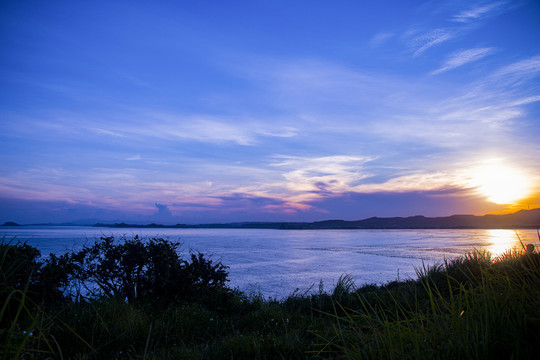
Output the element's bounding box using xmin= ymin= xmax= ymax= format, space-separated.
xmin=1 ymin=236 xmax=540 ymax=359
xmin=0 ymin=237 xmax=65 ymax=359
xmin=319 ymin=250 xmax=540 ymax=359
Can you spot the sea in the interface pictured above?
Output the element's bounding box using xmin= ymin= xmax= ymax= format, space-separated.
xmin=2 ymin=226 xmax=538 ymax=299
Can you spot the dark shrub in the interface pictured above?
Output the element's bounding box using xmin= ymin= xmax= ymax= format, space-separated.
xmin=1 ymin=235 xmax=231 ymax=307
xmin=0 ymin=240 xmax=41 ymax=291
xmin=69 ymin=235 xmax=230 ymax=304
xmin=0 ymin=240 xmax=69 ymax=306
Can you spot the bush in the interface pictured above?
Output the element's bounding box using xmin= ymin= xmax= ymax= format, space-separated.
xmin=0 ymin=240 xmax=40 ymax=290
xmin=1 ymin=236 xmax=231 ymax=306
xmin=0 ymin=239 xmax=70 ymax=359
xmin=1 ymin=236 xmax=233 ymax=358
xmin=68 ymin=235 xmax=230 ymax=304
xmin=0 ymin=239 xmax=70 ymax=306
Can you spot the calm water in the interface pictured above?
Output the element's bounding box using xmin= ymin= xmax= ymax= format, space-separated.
xmin=2 ymin=226 xmax=538 ymax=299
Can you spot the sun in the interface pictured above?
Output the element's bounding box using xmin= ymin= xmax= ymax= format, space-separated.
xmin=471 ymin=164 xmax=531 ymax=204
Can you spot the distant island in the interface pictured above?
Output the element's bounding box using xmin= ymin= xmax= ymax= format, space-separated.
xmin=1 ymin=221 xmax=22 ymax=226
xmin=94 ymin=208 xmax=540 ymax=230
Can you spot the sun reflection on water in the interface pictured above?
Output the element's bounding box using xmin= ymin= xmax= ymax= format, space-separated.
xmin=486 ymin=229 xmax=521 ymax=257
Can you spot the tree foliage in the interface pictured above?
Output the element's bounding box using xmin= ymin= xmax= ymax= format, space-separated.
xmin=70 ymin=235 xmax=229 ymax=304
xmin=1 ymin=236 xmax=230 ymax=306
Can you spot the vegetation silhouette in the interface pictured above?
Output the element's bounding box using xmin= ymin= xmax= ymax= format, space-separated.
xmin=67 ymin=235 xmax=229 ymax=305
xmin=2 ymin=234 xmax=540 ymax=359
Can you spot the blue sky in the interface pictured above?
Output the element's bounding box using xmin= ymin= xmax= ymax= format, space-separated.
xmin=1 ymin=0 xmax=539 ymax=224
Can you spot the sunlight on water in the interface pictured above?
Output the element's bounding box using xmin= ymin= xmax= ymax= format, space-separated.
xmin=486 ymin=229 xmax=521 ymax=256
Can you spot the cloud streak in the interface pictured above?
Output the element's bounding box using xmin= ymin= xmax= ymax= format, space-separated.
xmin=410 ymin=29 xmax=455 ymax=57
xmin=490 ymin=55 xmax=540 ymax=84
xmin=370 ymin=32 xmax=394 ymax=47
xmin=452 ymin=2 xmax=507 ymax=23
xmin=432 ymin=47 xmax=496 ymax=74
xmin=271 ymin=155 xmax=374 ymax=194
xmin=126 ymin=116 xmax=298 ymax=146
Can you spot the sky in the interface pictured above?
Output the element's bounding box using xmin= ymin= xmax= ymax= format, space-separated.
xmin=1 ymin=0 xmax=539 ymax=224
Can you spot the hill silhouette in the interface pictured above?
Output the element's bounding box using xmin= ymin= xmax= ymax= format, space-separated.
xmin=1 ymin=221 xmax=22 ymax=226
xmin=95 ymin=208 xmax=540 ymax=230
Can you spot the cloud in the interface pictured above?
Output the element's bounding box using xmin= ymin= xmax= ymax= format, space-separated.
xmin=410 ymin=29 xmax=454 ymax=56
xmin=164 ymin=119 xmax=258 ymax=145
xmin=490 ymin=55 xmax=540 ymax=84
xmin=98 ymin=115 xmax=298 ymax=146
xmin=437 ymin=55 xmax=540 ymax=125
xmin=369 ymin=32 xmax=394 ymax=47
xmin=168 ymin=193 xmax=314 ymax=221
xmin=211 ymin=193 xmax=297 ymax=213
xmin=432 ymin=47 xmax=496 ymax=74
xmin=272 ymin=155 xmax=374 ymax=193
xmin=374 ymin=55 xmax=540 ymax=145
xmin=230 ymin=58 xmax=410 ymax=119
xmin=452 ymin=2 xmax=507 ymax=23
xmin=92 ymin=128 xmax=127 ymax=137
xmin=10 ymin=109 xmax=299 ymax=147
xmin=352 ymin=171 xmax=466 ymax=194
xmin=402 ymin=1 xmax=511 ymax=59
xmin=306 ymin=190 xmax=503 ymax=219
xmin=509 ymin=96 xmax=540 ymax=106
xmin=153 ymin=202 xmax=172 ymax=218
xmin=126 ymin=154 xmax=141 ymax=161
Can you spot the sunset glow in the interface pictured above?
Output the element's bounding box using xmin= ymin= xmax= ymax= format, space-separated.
xmin=472 ymin=165 xmax=532 ymax=205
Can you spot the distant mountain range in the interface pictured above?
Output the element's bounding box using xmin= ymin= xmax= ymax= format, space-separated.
xmin=92 ymin=208 xmax=540 ymax=230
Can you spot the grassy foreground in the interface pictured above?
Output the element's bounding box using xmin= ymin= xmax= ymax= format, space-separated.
xmin=2 ymin=236 xmax=540 ymax=359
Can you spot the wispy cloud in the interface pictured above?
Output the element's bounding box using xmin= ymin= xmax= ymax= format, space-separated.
xmin=410 ymin=29 xmax=454 ymax=56
xmin=370 ymin=32 xmax=394 ymax=47
xmin=156 ymin=118 xmax=260 ymax=145
xmin=231 ymin=57 xmax=408 ymax=118
xmin=34 ymin=113 xmax=299 ymax=146
xmin=92 ymin=128 xmax=126 ymax=137
xmin=271 ymin=155 xmax=374 ymax=197
xmin=432 ymin=47 xmax=496 ymax=74
xmin=148 ymin=117 xmax=298 ymax=145
xmin=402 ymin=1 xmax=511 ymax=58
xmin=490 ymin=55 xmax=540 ymax=84
xmin=509 ymin=95 xmax=540 ymax=106
xmin=353 ymin=171 xmax=465 ymax=193
xmin=125 ymin=154 xmax=141 ymax=161
xmin=452 ymin=2 xmax=506 ymax=23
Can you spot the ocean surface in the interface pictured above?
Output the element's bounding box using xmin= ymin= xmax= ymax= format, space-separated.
xmin=2 ymin=226 xmax=539 ymax=299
